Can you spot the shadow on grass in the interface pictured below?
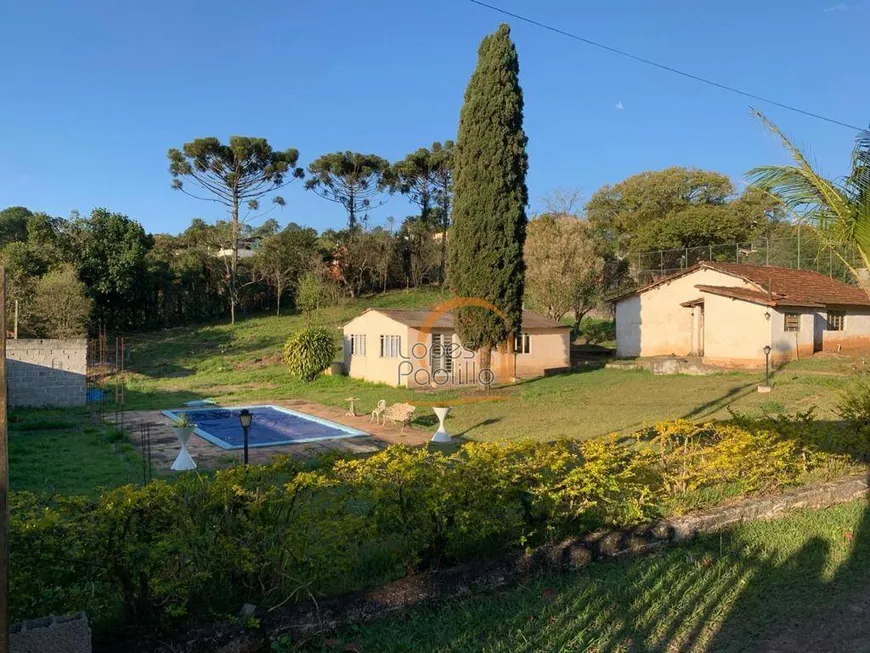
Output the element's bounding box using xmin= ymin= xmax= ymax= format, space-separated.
xmin=319 ymin=473 xmax=870 ymax=652
xmin=680 ymin=380 xmax=758 ymax=420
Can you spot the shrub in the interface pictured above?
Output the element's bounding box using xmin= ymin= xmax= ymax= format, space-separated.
xmin=838 ymin=379 xmax=870 ymax=432
xmin=9 ymin=417 xmax=865 ymax=640
xmin=579 ymin=317 xmax=615 ymax=344
xmin=29 ymin=264 xmax=92 ymax=338
xmin=282 ymin=326 xmax=336 ymax=381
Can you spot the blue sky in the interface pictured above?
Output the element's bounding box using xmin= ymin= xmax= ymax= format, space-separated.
xmin=1 ymin=0 xmax=867 ymax=235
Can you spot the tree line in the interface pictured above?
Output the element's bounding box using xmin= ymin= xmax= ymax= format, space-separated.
xmin=0 ymin=163 xmax=807 ymax=340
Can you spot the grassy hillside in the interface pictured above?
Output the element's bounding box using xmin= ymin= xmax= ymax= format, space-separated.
xmin=322 ymin=498 xmax=870 ymax=652
xmin=116 ymin=287 xmax=854 ymax=443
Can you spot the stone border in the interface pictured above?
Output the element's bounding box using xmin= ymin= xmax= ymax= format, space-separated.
xmin=148 ymin=473 xmax=870 ymax=653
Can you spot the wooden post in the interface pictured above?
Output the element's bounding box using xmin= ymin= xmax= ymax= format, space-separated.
xmin=0 ymin=268 xmax=9 ymax=652
xmin=12 ymin=302 xmax=17 ymax=340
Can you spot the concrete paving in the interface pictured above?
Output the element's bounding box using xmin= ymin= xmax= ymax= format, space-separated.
xmin=108 ymin=399 xmax=435 ymax=472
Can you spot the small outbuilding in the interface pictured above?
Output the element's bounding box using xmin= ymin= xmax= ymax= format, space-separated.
xmin=614 ymin=262 xmax=870 ymax=367
xmin=342 ymin=308 xmax=571 ymax=388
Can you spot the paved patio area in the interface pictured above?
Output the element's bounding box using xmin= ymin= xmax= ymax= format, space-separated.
xmin=108 ymin=399 xmax=435 ymax=472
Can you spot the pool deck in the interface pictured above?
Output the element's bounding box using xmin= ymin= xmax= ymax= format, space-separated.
xmin=108 ymin=399 xmax=435 ymax=471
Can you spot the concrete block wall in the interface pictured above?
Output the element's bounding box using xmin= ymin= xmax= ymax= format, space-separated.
xmin=10 ymin=613 xmax=92 ymax=653
xmin=6 ymin=339 xmax=87 ymax=407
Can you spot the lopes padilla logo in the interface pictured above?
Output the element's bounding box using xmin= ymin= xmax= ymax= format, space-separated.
xmin=396 ymin=297 xmax=518 ymax=394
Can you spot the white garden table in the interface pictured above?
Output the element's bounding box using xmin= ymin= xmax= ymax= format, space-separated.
xmin=171 ymin=426 xmax=197 ymax=471
xmin=431 ymin=406 xmax=452 ymax=443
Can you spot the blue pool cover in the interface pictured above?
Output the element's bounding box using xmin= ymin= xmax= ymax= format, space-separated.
xmin=160 ymin=405 xmax=368 ymax=450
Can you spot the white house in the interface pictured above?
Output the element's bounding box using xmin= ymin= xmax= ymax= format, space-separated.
xmin=342 ymin=308 xmax=571 ymax=388
xmin=615 ymin=262 xmax=870 ymax=367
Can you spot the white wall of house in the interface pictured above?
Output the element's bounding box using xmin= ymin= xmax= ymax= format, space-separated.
xmin=616 ymin=269 xmax=756 ymax=358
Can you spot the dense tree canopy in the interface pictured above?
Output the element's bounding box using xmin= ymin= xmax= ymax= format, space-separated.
xmin=586 ymin=167 xmax=783 ymax=255
xmin=449 ymin=23 xmax=528 ymax=385
xmin=0 ymin=206 xmax=32 ymax=247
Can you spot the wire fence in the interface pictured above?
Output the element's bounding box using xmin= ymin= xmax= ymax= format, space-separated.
xmin=632 ymin=235 xmax=863 ymax=286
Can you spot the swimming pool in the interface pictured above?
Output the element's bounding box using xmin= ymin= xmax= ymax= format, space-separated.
xmin=160 ymin=405 xmax=368 ymax=450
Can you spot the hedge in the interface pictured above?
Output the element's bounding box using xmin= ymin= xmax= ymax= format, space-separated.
xmin=11 ymin=415 xmax=867 ymax=638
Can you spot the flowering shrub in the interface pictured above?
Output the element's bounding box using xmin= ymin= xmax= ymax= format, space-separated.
xmin=10 ymin=417 xmax=864 ymax=638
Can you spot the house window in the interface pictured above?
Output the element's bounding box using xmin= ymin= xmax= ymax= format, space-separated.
xmin=430 ymin=333 xmax=453 ymax=375
xmin=514 ymin=333 xmax=531 ymax=354
xmin=380 ymin=335 xmax=401 ymax=358
xmin=827 ymin=311 xmax=845 ymax=331
xmin=784 ymin=313 xmax=801 ymax=332
xmin=349 ymin=334 xmax=366 ymax=356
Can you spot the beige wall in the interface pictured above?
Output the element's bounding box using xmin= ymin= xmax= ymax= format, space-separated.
xmin=500 ymin=329 xmax=570 ymax=377
xmin=343 ymin=311 xmax=571 ymax=388
xmin=701 ymin=294 xmax=772 ymax=367
xmin=616 ymin=269 xmax=757 ymax=358
xmin=769 ymin=308 xmax=815 ymax=363
xmin=820 ymin=309 xmax=870 ymax=352
xmin=343 ymin=311 xmax=410 ymax=387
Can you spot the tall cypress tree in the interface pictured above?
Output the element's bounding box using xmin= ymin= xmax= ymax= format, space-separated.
xmin=448 ymin=23 xmax=528 ymax=387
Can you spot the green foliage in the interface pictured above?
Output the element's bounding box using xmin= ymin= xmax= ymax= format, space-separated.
xmin=253 ymin=223 xmax=319 ymax=315
xmin=525 ymin=214 xmax=622 ymax=330
xmin=11 ymin=415 xmax=863 ymax=637
xmin=0 ymin=206 xmax=32 ymax=247
xmin=837 ymin=378 xmax=870 ymax=431
xmin=449 ymin=24 xmax=528 ymax=366
xmin=29 ymin=264 xmax=92 ymax=338
xmin=173 ymin=414 xmax=194 ymax=428
xmin=748 ymin=111 xmax=870 ymax=294
xmin=586 ymin=167 xmax=783 ymax=256
xmin=579 ymin=318 xmax=615 ymax=344
xmin=282 ymin=326 xmax=336 ymax=381
xmin=295 ymin=272 xmax=328 ymax=322
xmin=69 ymin=208 xmax=154 ymax=330
xmin=305 ymin=152 xmax=392 ymax=228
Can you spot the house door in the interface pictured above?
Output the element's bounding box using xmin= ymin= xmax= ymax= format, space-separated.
xmin=698 ymin=305 xmax=705 ymax=356
xmin=813 ymin=313 xmax=824 ymax=353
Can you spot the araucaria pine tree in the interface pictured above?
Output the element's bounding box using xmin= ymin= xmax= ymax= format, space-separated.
xmin=448 ymin=23 xmax=529 ymax=388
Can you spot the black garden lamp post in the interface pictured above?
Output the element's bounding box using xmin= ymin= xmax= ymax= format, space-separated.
xmin=763 ymin=345 xmax=772 ymax=387
xmin=239 ymin=409 xmax=253 ymax=465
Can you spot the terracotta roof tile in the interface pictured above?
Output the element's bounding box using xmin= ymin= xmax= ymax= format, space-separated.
xmin=623 ymin=262 xmax=870 ymax=307
xmin=694 ymin=285 xmax=824 ymax=308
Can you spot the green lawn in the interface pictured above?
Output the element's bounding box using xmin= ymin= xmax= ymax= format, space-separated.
xmin=10 ymin=289 xmax=861 ymax=495
xmin=114 ymin=287 xmax=855 ymax=442
xmin=9 ymin=408 xmax=142 ymax=495
xmin=314 ymin=497 xmax=870 ymax=652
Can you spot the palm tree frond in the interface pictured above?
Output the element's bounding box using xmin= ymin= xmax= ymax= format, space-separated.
xmin=748 ymin=109 xmax=854 ymax=223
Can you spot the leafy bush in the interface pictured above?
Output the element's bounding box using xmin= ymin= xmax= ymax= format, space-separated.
xmin=10 ymin=417 xmax=864 ymax=640
xmin=579 ymin=318 xmax=615 ymax=344
xmin=838 ymin=379 xmax=870 ymax=431
xmin=282 ymin=326 xmax=336 ymax=381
